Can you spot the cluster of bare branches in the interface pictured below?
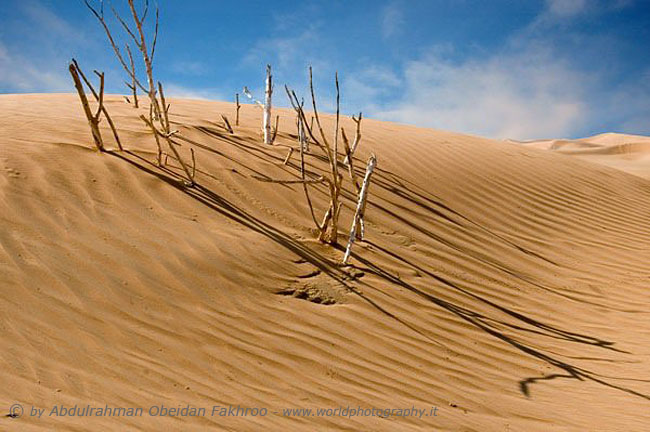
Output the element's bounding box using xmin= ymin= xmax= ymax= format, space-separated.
xmin=278 ymin=67 xmax=375 ymax=255
xmin=69 ymin=59 xmax=122 ymax=152
xmin=76 ymin=1 xmax=375 ymax=260
xmin=84 ymin=0 xmax=195 ymax=185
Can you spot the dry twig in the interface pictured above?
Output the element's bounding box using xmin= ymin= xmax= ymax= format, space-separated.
xmin=343 ymin=154 xmax=376 ymax=264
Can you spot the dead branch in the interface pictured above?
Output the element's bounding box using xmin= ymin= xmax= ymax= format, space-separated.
xmin=69 ymin=62 xmax=104 ymax=151
xmin=158 ymin=81 xmax=170 ymax=132
xmin=221 ymin=114 xmax=234 ymax=134
xmin=235 ymin=93 xmax=241 ymax=126
xmin=343 ymin=112 xmax=362 ymax=166
xmin=270 ymin=114 xmax=280 ymax=144
xmin=243 ymin=64 xmax=273 ymax=144
xmin=329 ymin=72 xmax=342 ymax=244
xmin=125 ymin=44 xmax=139 ymax=108
xmin=84 ymin=1 xmax=147 ymax=94
xmin=70 ymin=59 xmax=123 ymax=151
xmin=140 ymin=114 xmax=194 ymax=185
xmin=284 ymin=75 xmax=344 ymax=243
xmin=342 ymin=128 xmax=360 ymax=194
xmin=142 ymin=112 xmax=163 ymax=164
xmin=263 ymin=64 xmax=273 ymax=144
xmin=190 ymin=148 xmax=196 ymax=182
xmin=343 ymin=154 xmax=377 ymax=264
xmin=295 ymin=97 xmax=309 ymax=153
xmin=283 ymin=147 xmax=294 ymax=165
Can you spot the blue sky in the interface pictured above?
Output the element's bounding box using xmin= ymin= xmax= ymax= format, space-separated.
xmin=1 ymin=0 xmax=649 ymax=140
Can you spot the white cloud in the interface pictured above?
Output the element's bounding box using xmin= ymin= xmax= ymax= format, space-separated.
xmin=0 ymin=1 xmax=87 ymax=93
xmin=163 ymin=83 xmax=224 ymax=101
xmin=243 ymin=27 xmax=324 ymax=72
xmin=21 ymin=0 xmax=80 ymax=39
xmin=343 ymin=65 xmax=401 ymax=111
xmin=371 ymin=46 xmax=589 ymax=140
xmin=0 ymin=41 xmax=69 ymax=92
xmin=546 ymin=0 xmax=589 ymax=17
xmin=170 ymin=61 xmax=208 ymax=76
xmin=380 ymin=2 xmax=405 ymax=39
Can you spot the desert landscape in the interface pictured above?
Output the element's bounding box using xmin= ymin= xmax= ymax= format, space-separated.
xmin=1 ymin=92 xmax=650 ymax=431
xmin=2 ymin=1 xmax=650 ymax=431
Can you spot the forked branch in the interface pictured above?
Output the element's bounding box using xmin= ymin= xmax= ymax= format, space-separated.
xmin=343 ymin=154 xmax=377 ymax=264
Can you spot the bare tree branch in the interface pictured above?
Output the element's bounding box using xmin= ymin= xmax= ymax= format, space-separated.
xmin=140 ymin=114 xmax=194 ymax=185
xmin=342 ymin=128 xmax=360 ymax=194
xmin=344 ymin=112 xmax=362 ymax=166
xmin=270 ymin=114 xmax=279 ymax=144
xmin=125 ymin=44 xmax=139 ymax=107
xmin=69 ymin=62 xmax=104 ymax=151
xmin=343 ymin=153 xmax=376 ymax=264
xmin=235 ymin=93 xmax=240 ymax=126
xmin=69 ymin=59 xmax=123 ymax=151
xmin=84 ymin=0 xmax=148 ymax=94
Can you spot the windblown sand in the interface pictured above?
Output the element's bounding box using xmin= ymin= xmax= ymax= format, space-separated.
xmin=1 ymin=94 xmax=650 ymax=431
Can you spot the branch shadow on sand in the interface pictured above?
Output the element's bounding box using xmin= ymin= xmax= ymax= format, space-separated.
xmin=106 ymin=139 xmax=650 ymax=402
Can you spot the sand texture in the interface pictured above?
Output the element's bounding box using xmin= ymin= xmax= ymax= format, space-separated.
xmin=1 ymin=94 xmax=650 ymax=431
xmin=510 ymin=133 xmax=650 ymax=179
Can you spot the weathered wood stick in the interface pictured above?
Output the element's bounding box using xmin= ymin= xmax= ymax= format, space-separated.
xmin=235 ymin=93 xmax=240 ymax=126
xmin=263 ymin=64 xmax=273 ymax=144
xmin=342 ymin=128 xmax=360 ymax=194
xmin=344 ymin=112 xmax=362 ymax=166
xmin=283 ymin=147 xmax=294 ymax=165
xmin=126 ymin=44 xmax=139 ymax=108
xmin=157 ymin=81 xmax=170 ymax=132
xmin=343 ymin=154 xmax=377 ymax=264
xmin=139 ymin=114 xmax=194 ymax=185
xmin=71 ymin=60 xmax=122 ymax=151
xmin=270 ymin=114 xmax=279 ymax=144
xmin=68 ymin=62 xmax=104 ymax=151
xmin=190 ymin=148 xmax=196 ymax=181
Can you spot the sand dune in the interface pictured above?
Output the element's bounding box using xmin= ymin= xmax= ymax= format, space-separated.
xmin=510 ymin=132 xmax=650 ymax=179
xmin=2 ymin=94 xmax=650 ymax=431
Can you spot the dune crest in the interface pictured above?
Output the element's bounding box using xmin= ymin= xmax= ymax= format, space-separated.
xmin=509 ymin=132 xmax=650 ymax=178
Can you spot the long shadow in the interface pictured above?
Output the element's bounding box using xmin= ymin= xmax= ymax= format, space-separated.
xmin=371 ymin=166 xmax=559 ymax=265
xmin=158 ymin=127 xmax=632 ymax=314
xmin=358 ymin=240 xmax=623 ymax=351
xmin=109 ymin=150 xmax=443 ymax=349
xmin=106 ymin=149 xmax=650 ymax=403
xmin=344 ymin=245 xmax=650 ymax=401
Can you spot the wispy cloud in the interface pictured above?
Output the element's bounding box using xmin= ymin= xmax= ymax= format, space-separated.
xmin=21 ymin=0 xmax=80 ymax=39
xmin=545 ymin=0 xmax=589 ymax=17
xmin=380 ymin=1 xmax=405 ymax=39
xmin=349 ymin=0 xmax=647 ymax=139
xmin=0 ymin=1 xmax=84 ymax=93
xmin=372 ymin=47 xmax=588 ymax=139
xmin=164 ymin=83 xmax=224 ymax=101
xmin=0 ymin=41 xmax=69 ymax=93
xmin=170 ymin=60 xmax=209 ymax=77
